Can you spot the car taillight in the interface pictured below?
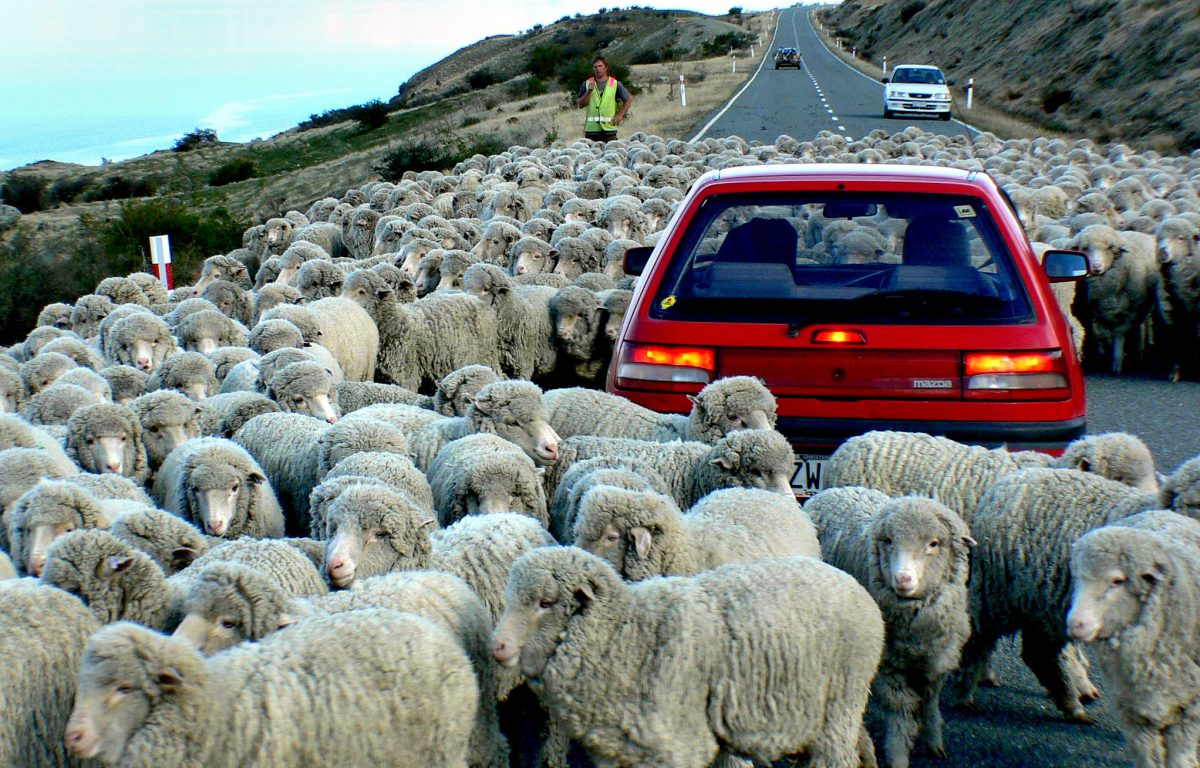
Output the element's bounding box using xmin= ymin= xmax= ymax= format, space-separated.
xmin=964 ymin=350 xmax=1071 ymax=399
xmin=616 ymin=342 xmax=716 ymax=384
xmin=811 ymin=329 xmax=867 ymax=345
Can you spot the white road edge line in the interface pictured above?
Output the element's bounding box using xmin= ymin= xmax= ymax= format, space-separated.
xmin=689 ymin=10 xmax=786 ymax=142
xmin=805 ymin=8 xmax=981 ymax=134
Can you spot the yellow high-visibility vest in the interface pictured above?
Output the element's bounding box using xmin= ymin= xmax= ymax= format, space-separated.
xmin=585 ymin=76 xmax=619 ymax=133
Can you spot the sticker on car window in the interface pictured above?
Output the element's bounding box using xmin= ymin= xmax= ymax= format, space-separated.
xmin=660 ymin=295 xmax=677 ymax=310
xmin=954 ymin=205 xmax=976 ymax=218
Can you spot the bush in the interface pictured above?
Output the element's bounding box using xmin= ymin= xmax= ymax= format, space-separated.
xmin=526 ymin=76 xmax=549 ymax=97
xmin=468 ymin=69 xmax=502 ymax=90
xmin=0 ymin=174 xmax=48 ymax=213
xmin=349 ymin=100 xmax=392 ymax=130
xmin=528 ymin=45 xmax=564 ymax=80
xmin=899 ymin=1 xmax=926 ymax=23
xmin=82 ymin=176 xmax=158 ymax=203
xmin=1041 ymin=88 xmax=1073 ymax=113
xmin=298 ymin=99 xmax=392 ymax=132
xmin=173 ymin=128 xmax=219 ymax=152
xmin=208 ymin=158 xmax=259 ymax=187
xmin=0 ymin=199 xmax=245 ymax=343
xmin=374 ymin=133 xmax=508 ymax=181
xmin=47 ymin=176 xmax=90 ymax=206
xmin=700 ymin=31 xmax=752 ymax=57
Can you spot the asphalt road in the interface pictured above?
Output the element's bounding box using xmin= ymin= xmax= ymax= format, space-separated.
xmin=684 ymin=8 xmax=1200 ymax=768
xmin=693 ymin=7 xmax=977 ymax=144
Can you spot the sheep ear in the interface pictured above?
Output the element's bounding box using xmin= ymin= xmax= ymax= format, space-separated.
xmin=1141 ymin=563 xmax=1164 ymax=587
xmin=575 ymin=581 xmax=596 ymax=607
xmin=417 ymin=516 xmax=437 ymax=532
xmin=156 ymin=667 xmax=186 ymax=694
xmin=277 ymin=612 xmax=298 ymax=629
xmin=685 ymin=394 xmax=700 ymax=407
xmin=170 ymin=547 xmax=200 ymax=572
xmin=496 ymin=285 xmax=511 ymax=296
xmin=246 ymin=472 xmax=266 ymax=486
xmin=1077 ymin=457 xmax=1091 ymax=473
xmin=709 ymin=455 xmax=735 ymax=470
xmin=962 ymin=534 xmax=978 ymax=549
xmin=104 ymin=556 xmax=135 ymax=579
xmin=469 ymin=394 xmax=492 ymax=416
xmin=632 ymin=527 xmax=653 ymax=559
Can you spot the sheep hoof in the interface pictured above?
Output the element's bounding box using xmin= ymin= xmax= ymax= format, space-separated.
xmin=955 ymin=698 xmax=982 ymax=714
xmin=927 ymin=744 xmax=948 ymax=759
xmin=980 ymin=672 xmax=1001 ymax=688
xmin=1066 ymin=709 xmax=1094 ymax=725
xmin=1078 ymin=687 xmax=1102 ymax=704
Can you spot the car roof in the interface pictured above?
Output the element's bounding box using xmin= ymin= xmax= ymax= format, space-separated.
xmin=892 ymin=64 xmax=943 ymax=71
xmin=702 ymin=163 xmax=986 ymax=185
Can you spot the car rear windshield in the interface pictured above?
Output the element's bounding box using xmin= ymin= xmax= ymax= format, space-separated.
xmin=891 ymin=68 xmax=945 ymax=84
xmin=649 ymin=191 xmax=1034 ymax=326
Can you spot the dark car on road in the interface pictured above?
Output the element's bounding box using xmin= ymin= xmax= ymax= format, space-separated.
xmin=774 ymin=47 xmax=802 ymax=69
xmin=609 ymin=164 xmax=1094 ymax=496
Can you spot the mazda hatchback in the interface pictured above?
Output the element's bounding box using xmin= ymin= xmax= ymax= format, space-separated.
xmin=608 ymin=164 xmax=1091 ymax=496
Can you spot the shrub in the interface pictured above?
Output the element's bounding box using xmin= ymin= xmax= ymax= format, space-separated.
xmin=82 ymin=176 xmax=158 ymax=203
xmin=899 ymin=1 xmax=926 ymax=23
xmin=47 ymin=176 xmax=90 ymax=206
xmin=374 ymin=133 xmax=507 ymax=181
xmin=460 ymin=115 xmax=482 ymax=128
xmin=1042 ymin=88 xmax=1073 ymax=113
xmin=299 ymin=99 xmax=391 ymax=131
xmin=528 ymin=45 xmax=564 ymax=80
xmin=208 ymin=158 xmax=259 ymax=187
xmin=0 ymin=174 xmax=48 ymax=213
xmin=526 ymin=76 xmax=549 ymax=97
xmin=173 ymin=128 xmax=219 ymax=152
xmin=350 ymin=100 xmax=392 ymax=130
xmin=700 ymin=31 xmax=752 ymax=57
xmin=468 ymin=69 xmax=502 ymax=90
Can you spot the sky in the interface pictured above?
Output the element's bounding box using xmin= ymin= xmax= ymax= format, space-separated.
xmin=0 ymin=0 xmax=806 ymax=170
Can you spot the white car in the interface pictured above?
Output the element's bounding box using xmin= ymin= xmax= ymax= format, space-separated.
xmin=882 ymin=65 xmax=954 ymax=120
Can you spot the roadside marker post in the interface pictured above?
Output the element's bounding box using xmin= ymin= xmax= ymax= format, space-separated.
xmin=883 ymin=56 xmax=887 ymax=74
xmin=149 ymin=235 xmax=174 ymax=290
xmin=967 ymin=78 xmax=975 ymax=110
xmin=680 ymin=75 xmax=686 ymax=107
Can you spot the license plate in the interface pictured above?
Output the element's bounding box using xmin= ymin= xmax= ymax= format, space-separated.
xmin=791 ymin=454 xmax=830 ymax=497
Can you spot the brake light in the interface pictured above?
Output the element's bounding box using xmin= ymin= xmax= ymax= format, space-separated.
xmin=812 ymin=329 xmax=867 ymax=345
xmin=616 ymin=343 xmax=716 ymax=384
xmin=964 ymin=350 xmax=1070 ymax=399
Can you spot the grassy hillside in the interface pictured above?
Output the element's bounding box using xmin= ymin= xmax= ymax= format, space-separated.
xmin=820 ymin=0 xmax=1200 ymax=153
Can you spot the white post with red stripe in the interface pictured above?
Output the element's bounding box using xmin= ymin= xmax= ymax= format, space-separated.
xmin=149 ymin=235 xmax=174 ymax=290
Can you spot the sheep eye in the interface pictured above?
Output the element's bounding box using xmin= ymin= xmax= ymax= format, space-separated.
xmin=148 ymin=426 xmax=160 ymax=434
xmin=85 ymin=438 xmax=95 ymax=446
xmin=881 ymin=537 xmax=893 ymax=546
xmin=230 ymin=483 xmax=240 ymax=494
xmin=119 ymin=436 xmax=127 ymax=443
xmin=538 ymin=598 xmax=556 ymax=609
xmin=1111 ymin=575 xmax=1128 ymax=586
xmin=219 ymin=618 xmax=239 ymax=631
xmin=928 ymin=540 xmax=940 ymax=550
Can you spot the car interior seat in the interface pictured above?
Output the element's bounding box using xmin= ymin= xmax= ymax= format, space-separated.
xmin=902 ymin=216 xmax=971 ymax=266
xmin=713 ymin=218 xmax=799 ymax=266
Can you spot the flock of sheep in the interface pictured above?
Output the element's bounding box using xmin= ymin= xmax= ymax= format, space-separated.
xmin=0 ymin=126 xmax=1199 ymax=768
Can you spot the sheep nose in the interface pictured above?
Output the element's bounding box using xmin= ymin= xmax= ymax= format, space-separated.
xmin=104 ymin=461 xmax=122 ymax=473
xmin=30 ymin=556 xmax=45 ymax=577
xmin=207 ymin=519 xmax=226 ymax=536
xmin=516 ymin=264 xmax=528 ymax=275
xmin=325 ymin=414 xmax=338 ymax=425
xmin=557 ymin=328 xmax=571 ymax=340
xmin=135 ymin=358 xmax=152 ymax=371
xmin=492 ymin=636 xmax=518 ymax=666
xmin=65 ymin=723 xmax=96 ymax=756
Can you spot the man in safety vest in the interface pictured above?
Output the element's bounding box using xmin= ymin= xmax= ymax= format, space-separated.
xmin=576 ymin=56 xmax=632 ymax=143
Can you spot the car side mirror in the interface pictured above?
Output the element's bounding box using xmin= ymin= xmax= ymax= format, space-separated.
xmin=881 ymin=77 xmax=890 ymax=84
xmin=947 ymin=79 xmax=957 ymax=86
xmin=623 ymin=246 xmax=654 ymax=276
xmin=1042 ymin=249 xmax=1091 ymax=282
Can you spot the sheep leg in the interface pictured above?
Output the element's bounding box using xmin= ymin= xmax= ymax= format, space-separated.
xmin=1163 ymin=718 xmax=1200 ymax=768
xmin=949 ymin=628 xmax=1001 ymax=708
xmin=857 ymin=724 xmax=880 ymax=768
xmin=878 ymin=671 xmax=921 ymax=768
xmin=1119 ymin=722 xmax=1165 ymax=768
xmin=1018 ymin=627 xmax=1090 ymax=723
xmin=1062 ymin=644 xmax=1101 ymax=704
xmin=919 ymin=677 xmax=948 ymax=759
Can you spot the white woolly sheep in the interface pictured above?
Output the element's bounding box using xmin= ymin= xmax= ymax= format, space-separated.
xmin=549 ymin=236 xmax=602 ymax=279
xmin=175 ymin=309 xmax=249 ymax=356
xmin=195 ymin=390 xmax=280 ymax=438
xmin=41 ymin=335 xmax=104 ymax=370
xmin=171 ymin=563 xmax=508 ymax=768
xmin=231 ymin=412 xmax=333 ymax=532
xmin=66 ymin=612 xmax=477 ymax=767
xmin=575 ymin=484 xmax=820 ymax=583
xmin=20 ymin=350 xmax=78 ymax=395
xmin=250 ymin=282 xmax=302 ymax=324
xmin=109 ymin=504 xmax=211 ymax=575
xmin=103 ymin=312 xmax=176 ymax=373
xmin=55 ymin=366 xmax=113 ymax=402
xmin=434 ymin=248 xmax=482 ymax=292
xmin=509 ymin=235 xmax=556 ymax=275
xmin=37 ymin=301 xmax=75 ymax=330
xmin=199 ymin=279 xmax=253 ymax=326
xmin=266 ymin=360 xmax=340 ymax=423
xmin=153 ymin=436 xmax=285 ymax=538
xmin=128 ymin=389 xmax=203 ymax=474
xmin=95 ymin=276 xmax=150 ymax=307
xmin=545 ymin=428 xmax=796 ymax=509
xmin=472 ymin=220 xmax=523 ymax=268
xmin=66 ymin=401 xmax=151 ymax=483
xmin=427 ymin=434 xmax=549 ymax=529
xmin=193 ymin=253 xmax=252 ymax=293
xmin=430 ymin=364 xmax=504 ymax=416
xmin=24 ymin=382 xmax=102 ymax=426
xmin=7 ymin=478 xmax=111 ymax=576
xmin=247 ymin=317 xmax=304 ymax=355
xmin=71 ymin=294 xmax=115 ymax=339
xmin=335 ymin=380 xmax=430 ymax=413
xmin=296 ymin=257 xmax=346 ymax=301
xmin=0 ymin=412 xmax=80 ymax=475
xmin=546 ymin=456 xmax=670 ymax=544
xmin=0 ymin=446 xmax=78 ymax=550
xmin=492 ymin=547 xmax=884 ymax=767
xmin=955 ymin=461 xmax=1200 ymax=721
xmin=0 ymin=579 xmax=99 ymax=768
xmin=146 ymin=351 xmax=218 ymax=401
xmin=303 ymin=295 xmax=380 ymax=382
xmin=1154 ymin=215 xmax=1200 ymax=381
xmin=340 ymin=268 xmax=499 ymax=392
xmin=0 ymin=366 xmax=24 ymax=414
xmin=807 ymin=489 xmax=975 ymax=768
xmin=409 ymin=379 xmax=560 ymax=471
xmin=1066 ymin=515 xmax=1200 ymax=768
xmin=463 ymin=264 xmax=558 ymax=380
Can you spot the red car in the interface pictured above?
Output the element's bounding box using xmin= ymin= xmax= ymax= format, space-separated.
xmin=607 ymin=164 xmax=1092 ymax=495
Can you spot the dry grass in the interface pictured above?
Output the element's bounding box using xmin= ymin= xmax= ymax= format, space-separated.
xmin=809 ymin=10 xmax=1074 ymax=143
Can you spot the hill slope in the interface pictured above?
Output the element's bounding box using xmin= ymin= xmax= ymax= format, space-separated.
xmin=821 ymin=0 xmax=1200 ymax=152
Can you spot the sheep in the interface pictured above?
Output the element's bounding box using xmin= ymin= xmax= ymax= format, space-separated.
xmin=6 ymin=478 xmax=111 ymax=576
xmin=192 ymin=253 xmax=252 ymax=293
xmin=175 ymin=309 xmax=249 ymax=356
xmin=127 ymin=390 xmax=203 ymax=474
xmin=42 ymin=335 xmax=105 ymax=370
xmin=343 ymin=206 xmax=383 ymax=260
xmin=194 ymin=390 xmax=280 ymax=438
xmin=472 ymin=220 xmax=523 ymax=267
xmin=395 ymin=236 xmax=441 ymax=276
xmin=546 ymin=456 xmax=670 ymax=543
xmin=314 ymin=452 xmax=434 ymax=525
xmin=37 ymin=300 xmax=75 ymax=330
xmin=427 ymin=434 xmax=549 ymax=529
xmin=66 ymin=402 xmax=151 ymax=483
xmin=24 ymin=382 xmax=102 ymax=426
xmin=71 ymin=294 xmax=115 ymax=339
xmin=103 ymin=311 xmax=176 ymax=372
xmin=491 ymin=546 xmax=884 ymax=768
xmin=259 ymin=302 xmax=323 ymax=344
xmin=303 ymin=295 xmax=380 ymax=382
xmin=954 ymin=462 xmax=1200 ymax=721
xmin=0 ymin=579 xmax=99 ymax=768
xmin=544 ymin=376 xmax=777 ymax=445
xmin=145 ymin=350 xmax=218 ymax=401
xmin=265 ymin=360 xmax=340 ymax=423
xmin=549 ymin=236 xmax=603 ymax=279
xmin=163 ymin=297 xmax=218 ymax=330
xmin=296 ymin=256 xmax=346 ymax=301
xmin=409 ymin=379 xmax=560 ymax=471
xmin=509 ymin=235 xmax=556 ymax=275
xmin=247 ymin=317 xmax=304 ymax=354
xmin=0 ymin=446 xmax=78 ymax=549
xmin=294 ymin=220 xmax=348 ymax=258
xmin=1066 ymin=518 xmax=1200 ymax=768
xmin=96 ymin=275 xmax=150 ymax=307
xmin=340 ymin=267 xmax=500 ymax=392
xmin=21 ymin=350 xmax=78 ymax=394
xmin=1065 ymin=225 xmax=1161 ymax=373
xmin=66 ymin=611 xmax=477 ymax=768
xmin=435 ymin=248 xmax=482 ymax=291
xmin=152 ymin=436 xmax=285 ymax=539
xmin=199 ymin=279 xmax=253 ymax=326
xmin=172 ymin=563 xmax=509 ymax=768
xmin=431 ymin=364 xmax=504 ymax=416
xmin=462 ymin=263 xmax=559 ymax=380
xmin=56 ymin=366 xmax=113 ymax=401
xmin=109 ymin=504 xmax=211 ymax=575
xmin=231 ymin=412 xmax=327 ymax=530
xmin=806 ymin=489 xmax=975 ymax=768
xmin=260 ymin=215 xmax=296 ymax=255
xmin=0 ymin=366 xmax=24 ymax=413
xmin=1154 ymin=215 xmax=1200 ymax=381
xmin=414 ymin=249 xmax=445 ymax=296
xmin=548 ymin=285 xmax=609 ymax=385
xmin=336 ymin=380 xmax=430 ymax=414
xmin=0 ymin=412 xmax=80 ymax=474
xmin=545 ymin=428 xmax=796 ymax=510
xmin=825 ymin=430 xmax=1162 ymax=526
xmin=250 ymin=282 xmax=302 ymax=324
